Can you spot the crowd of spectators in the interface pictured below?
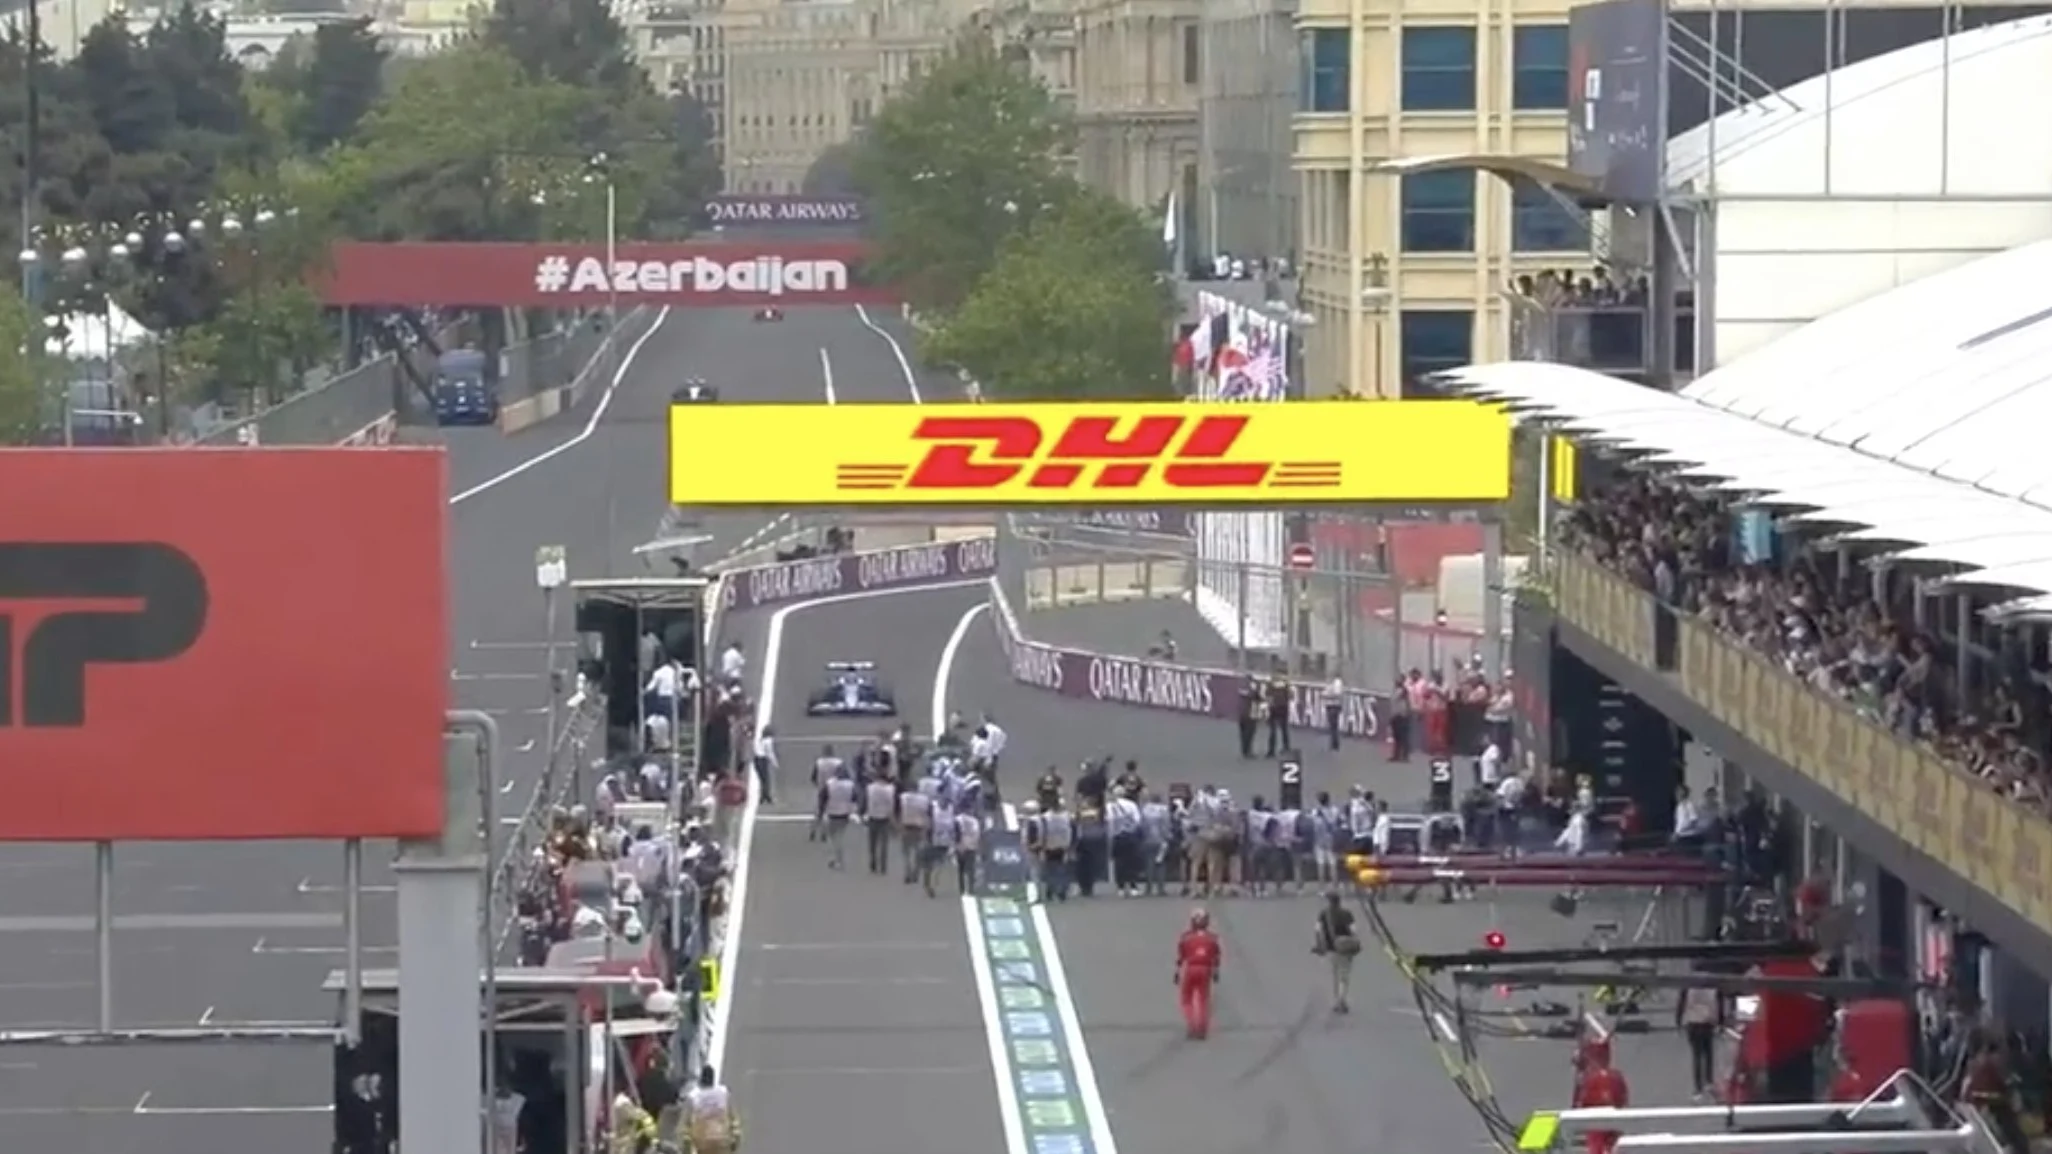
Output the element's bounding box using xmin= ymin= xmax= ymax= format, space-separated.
xmin=1513 ymin=267 xmax=1650 ymax=308
xmin=1562 ymin=471 xmax=2052 ymax=815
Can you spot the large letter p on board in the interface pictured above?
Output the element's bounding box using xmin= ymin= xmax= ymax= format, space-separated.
xmin=0 ymin=543 xmax=209 ymax=727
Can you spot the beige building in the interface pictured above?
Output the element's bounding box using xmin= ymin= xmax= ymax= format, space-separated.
xmin=1293 ymin=0 xmax=1582 ymax=397
xmin=1198 ymin=0 xmax=1296 ymax=263
xmin=715 ymin=0 xmax=965 ymax=194
xmin=1074 ymin=0 xmax=1200 ymax=216
xmin=632 ymin=0 xmax=728 ymax=158
xmin=969 ymin=0 xmax=1077 ymax=108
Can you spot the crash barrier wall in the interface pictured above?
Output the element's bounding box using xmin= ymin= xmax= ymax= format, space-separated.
xmin=197 ymin=322 xmax=465 ymax=446
xmin=498 ymin=306 xmax=657 ymax=433
xmin=198 ymin=311 xmax=645 ymax=447
xmin=998 ymin=517 xmax=1505 ymax=685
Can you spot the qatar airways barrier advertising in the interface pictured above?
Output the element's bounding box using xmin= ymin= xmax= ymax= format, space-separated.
xmin=317 ymin=240 xmax=895 ymax=308
xmin=707 ymin=536 xmax=1389 ymax=739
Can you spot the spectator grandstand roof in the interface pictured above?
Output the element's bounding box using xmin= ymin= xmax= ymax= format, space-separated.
xmin=1436 ymin=238 xmax=2052 ymax=616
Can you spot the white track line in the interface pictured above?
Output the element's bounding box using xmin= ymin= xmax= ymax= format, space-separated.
xmin=448 ymin=306 xmax=672 ymax=505
xmin=854 ymin=304 xmax=925 ymax=403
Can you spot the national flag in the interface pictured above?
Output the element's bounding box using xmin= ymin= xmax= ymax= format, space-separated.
xmin=1184 ymin=310 xmax=1217 ymax=374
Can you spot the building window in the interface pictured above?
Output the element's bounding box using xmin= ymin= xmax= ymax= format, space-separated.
xmin=1400 ymin=26 xmax=1476 ymax=111
xmin=1400 ymin=170 xmax=1475 ymax=252
xmin=1511 ymin=183 xmax=1588 ymax=251
xmin=1400 ymin=310 xmax=1475 ymax=386
xmin=1298 ymin=27 xmax=1349 ymax=113
xmin=1183 ymin=22 xmax=1199 ymax=85
xmin=1512 ymin=25 xmax=1569 ymax=109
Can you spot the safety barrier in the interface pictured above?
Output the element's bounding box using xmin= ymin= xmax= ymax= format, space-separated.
xmin=985 ymin=575 xmax=1391 ymax=741
xmin=498 ymin=307 xmax=656 ymax=433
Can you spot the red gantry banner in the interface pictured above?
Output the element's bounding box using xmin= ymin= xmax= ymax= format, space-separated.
xmin=319 ymin=241 xmax=895 ymax=308
xmin=0 ymin=448 xmax=449 ymax=841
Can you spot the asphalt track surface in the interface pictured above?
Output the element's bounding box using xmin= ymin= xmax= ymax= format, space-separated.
xmin=0 ymin=303 xmax=917 ymax=1154
xmin=717 ymin=576 xmax=1701 ymax=1154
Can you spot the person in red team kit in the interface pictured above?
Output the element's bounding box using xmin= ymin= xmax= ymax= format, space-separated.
xmin=1175 ymin=908 xmax=1222 ymax=1039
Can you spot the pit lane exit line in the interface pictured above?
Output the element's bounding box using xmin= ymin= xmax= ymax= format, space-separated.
xmin=936 ymin=600 xmax=1119 ymax=1154
xmin=703 ymin=577 xmax=990 ymax=1076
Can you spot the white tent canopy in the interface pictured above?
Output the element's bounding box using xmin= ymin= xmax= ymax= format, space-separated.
xmin=1434 ymin=358 xmax=2052 ymax=600
xmin=45 ymin=304 xmax=152 ymax=361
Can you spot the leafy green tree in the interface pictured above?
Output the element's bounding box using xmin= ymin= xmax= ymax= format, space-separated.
xmin=198 ymin=281 xmax=330 ymax=405
xmin=803 ymin=141 xmax=859 ymax=197
xmin=850 ymin=36 xmax=1072 ymax=316
xmin=287 ymin=18 xmax=389 ymax=153
xmin=336 ymin=41 xmax=586 ymax=242
xmin=0 ymin=281 xmax=45 ymax=443
xmin=924 ymin=188 xmax=1172 ymax=400
xmin=487 ymin=0 xmax=639 ymax=95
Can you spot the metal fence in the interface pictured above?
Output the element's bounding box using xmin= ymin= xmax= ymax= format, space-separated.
xmin=995 ymin=515 xmax=1507 ymax=687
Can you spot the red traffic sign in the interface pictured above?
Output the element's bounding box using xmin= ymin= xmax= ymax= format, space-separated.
xmin=1288 ymin=543 xmax=1315 ymax=571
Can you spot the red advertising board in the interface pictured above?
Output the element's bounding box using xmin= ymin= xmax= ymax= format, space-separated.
xmin=319 ymin=241 xmax=895 ymax=307
xmin=0 ymin=449 xmax=449 ymax=841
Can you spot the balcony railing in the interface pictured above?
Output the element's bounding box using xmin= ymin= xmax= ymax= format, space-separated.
xmin=1548 ymin=551 xmax=2052 ymax=933
xmin=1507 ymin=298 xmax=1696 ymax=378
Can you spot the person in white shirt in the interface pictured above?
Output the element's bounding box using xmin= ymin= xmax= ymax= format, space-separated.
xmin=1108 ymin=791 xmax=1143 ymax=895
xmin=1477 ymin=741 xmax=1503 ymax=788
xmin=643 ymin=660 xmax=680 ymax=730
xmin=752 ymin=726 xmax=778 ymax=804
xmin=1673 ymin=785 xmax=1707 ymax=845
xmin=643 ymin=710 xmax=672 ymax=754
xmin=1324 ymin=676 xmax=1346 ymax=750
xmin=719 ymin=642 xmax=746 ymax=686
xmin=683 ymin=1064 xmax=740 ymax=1154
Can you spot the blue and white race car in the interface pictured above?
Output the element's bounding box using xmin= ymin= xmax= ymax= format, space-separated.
xmin=807 ymin=661 xmax=897 ymax=716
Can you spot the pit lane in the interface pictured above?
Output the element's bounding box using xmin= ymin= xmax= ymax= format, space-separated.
xmin=939 ymin=604 xmax=1701 ymax=1154
xmin=0 ymin=305 xmax=898 ymax=1154
xmin=716 ymin=582 xmax=1000 ymax=1154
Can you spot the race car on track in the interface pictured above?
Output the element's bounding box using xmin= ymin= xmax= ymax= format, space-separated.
xmin=806 ymin=661 xmax=897 ymax=716
xmin=755 ymin=307 xmax=783 ymax=323
xmin=673 ymin=378 xmax=719 ymax=403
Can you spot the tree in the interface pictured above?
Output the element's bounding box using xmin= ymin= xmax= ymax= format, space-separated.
xmin=286 ymin=18 xmax=388 ymax=153
xmin=803 ymin=140 xmax=859 ymax=197
xmin=0 ymin=282 xmax=45 ymax=443
xmin=335 ymin=41 xmax=587 ymax=242
xmin=850 ymin=37 xmax=1072 ymax=315
xmin=924 ymin=189 xmax=1173 ymax=400
xmin=486 ymin=0 xmax=638 ymax=95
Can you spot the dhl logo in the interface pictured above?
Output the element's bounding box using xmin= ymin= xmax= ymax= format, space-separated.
xmin=836 ymin=414 xmax=1341 ymax=493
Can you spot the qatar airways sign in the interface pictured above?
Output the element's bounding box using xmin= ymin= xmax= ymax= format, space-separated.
xmin=707 ymin=195 xmax=865 ymax=227
xmin=720 ymin=538 xmax=998 ymax=612
xmin=988 ymin=587 xmax=1385 ymax=738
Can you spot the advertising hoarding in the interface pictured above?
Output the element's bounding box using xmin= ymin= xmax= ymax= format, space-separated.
xmin=669 ymin=401 xmax=1512 ymax=507
xmin=1567 ymin=0 xmax=1668 ymax=203
xmin=319 ymin=241 xmax=892 ymax=307
xmin=0 ymin=449 xmax=448 ymax=840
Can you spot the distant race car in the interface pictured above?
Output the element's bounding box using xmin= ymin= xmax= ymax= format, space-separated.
xmin=807 ymin=661 xmax=897 ymax=716
xmin=755 ymin=307 xmax=784 ymax=323
xmin=672 ymin=381 xmax=719 ymax=403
